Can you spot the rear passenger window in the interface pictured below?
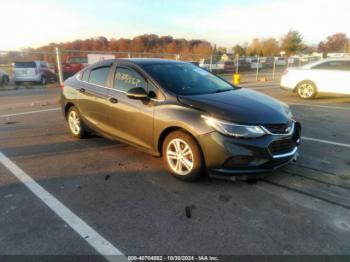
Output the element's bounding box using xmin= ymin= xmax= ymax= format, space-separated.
xmin=41 ymin=62 xmax=48 ymax=68
xmin=344 ymin=61 xmax=350 ymax=71
xmin=89 ymin=66 xmax=110 ymax=86
xmin=81 ymin=70 xmax=90 ymax=82
xmin=114 ymin=67 xmax=146 ymax=92
xmin=313 ymin=61 xmax=344 ymax=70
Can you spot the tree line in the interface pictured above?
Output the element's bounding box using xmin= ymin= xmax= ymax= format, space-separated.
xmin=227 ymin=31 xmax=349 ymax=57
xmin=0 ymin=32 xmax=349 ymax=65
xmin=0 ymin=35 xmax=213 ymax=64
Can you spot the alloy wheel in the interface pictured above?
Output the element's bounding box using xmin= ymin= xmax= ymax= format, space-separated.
xmin=166 ymin=138 xmax=194 ymax=176
xmin=68 ymin=110 xmax=81 ymax=135
xmin=298 ymin=83 xmax=314 ymax=99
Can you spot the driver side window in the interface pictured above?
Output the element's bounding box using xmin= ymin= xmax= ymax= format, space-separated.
xmin=114 ymin=67 xmax=147 ymax=93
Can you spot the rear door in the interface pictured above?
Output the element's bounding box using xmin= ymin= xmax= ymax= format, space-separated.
xmin=343 ymin=61 xmax=350 ymax=94
xmin=77 ymin=62 xmax=113 ymax=132
xmin=106 ymin=64 xmax=156 ymax=150
xmin=311 ymin=60 xmax=347 ymax=93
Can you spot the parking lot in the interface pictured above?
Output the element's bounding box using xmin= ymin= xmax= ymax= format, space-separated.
xmin=1 ymin=75 xmax=350 ymax=260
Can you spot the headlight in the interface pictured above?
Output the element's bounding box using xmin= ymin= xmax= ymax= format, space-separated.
xmin=202 ymin=115 xmax=266 ymax=138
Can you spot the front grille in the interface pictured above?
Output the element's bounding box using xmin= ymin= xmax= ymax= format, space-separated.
xmin=263 ymin=122 xmax=294 ymax=135
xmin=269 ymin=139 xmax=295 ymax=155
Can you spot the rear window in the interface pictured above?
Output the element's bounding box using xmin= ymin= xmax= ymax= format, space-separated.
xmin=68 ymin=57 xmax=87 ymax=64
xmin=14 ymin=62 xmax=36 ymax=68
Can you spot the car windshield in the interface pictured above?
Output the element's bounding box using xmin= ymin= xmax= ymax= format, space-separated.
xmin=14 ymin=62 xmax=36 ymax=68
xmin=142 ymin=63 xmax=235 ymax=95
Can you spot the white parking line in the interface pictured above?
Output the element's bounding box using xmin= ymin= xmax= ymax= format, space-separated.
xmin=289 ymin=103 xmax=350 ymax=111
xmin=302 ymin=137 xmax=350 ymax=148
xmin=0 ymin=152 xmax=126 ymax=262
xmin=0 ymin=108 xmax=61 ymax=118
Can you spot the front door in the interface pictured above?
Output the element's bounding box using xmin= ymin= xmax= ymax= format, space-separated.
xmin=106 ymin=65 xmax=155 ymax=150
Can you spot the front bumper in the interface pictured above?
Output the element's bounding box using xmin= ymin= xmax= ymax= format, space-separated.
xmin=198 ymin=122 xmax=301 ymax=175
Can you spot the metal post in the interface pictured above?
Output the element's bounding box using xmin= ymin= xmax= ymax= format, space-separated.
xmin=55 ymin=47 xmax=64 ymax=86
xmin=272 ymin=57 xmax=276 ymax=80
xmin=209 ymin=56 xmax=213 ymax=72
xmin=128 ymin=52 xmax=131 ymax=58
xmin=255 ymin=56 xmax=260 ymax=81
xmin=235 ymin=54 xmax=239 ymax=74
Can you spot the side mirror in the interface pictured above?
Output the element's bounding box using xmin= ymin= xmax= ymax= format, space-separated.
xmin=126 ymin=87 xmax=148 ymax=99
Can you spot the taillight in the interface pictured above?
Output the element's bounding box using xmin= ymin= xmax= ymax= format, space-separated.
xmin=60 ymin=83 xmax=64 ymax=91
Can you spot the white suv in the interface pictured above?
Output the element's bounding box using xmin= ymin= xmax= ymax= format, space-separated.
xmin=280 ymin=58 xmax=350 ymax=99
xmin=13 ymin=61 xmax=56 ymax=85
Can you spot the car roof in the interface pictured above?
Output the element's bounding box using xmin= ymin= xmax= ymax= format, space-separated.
xmin=90 ymin=58 xmax=187 ymax=67
xmin=121 ymin=58 xmax=187 ymax=65
xmin=302 ymin=57 xmax=350 ymax=69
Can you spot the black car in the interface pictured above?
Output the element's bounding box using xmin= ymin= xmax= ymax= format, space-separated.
xmin=61 ymin=58 xmax=301 ymax=181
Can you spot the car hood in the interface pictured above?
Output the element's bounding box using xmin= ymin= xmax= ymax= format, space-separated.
xmin=177 ymin=88 xmax=292 ymax=124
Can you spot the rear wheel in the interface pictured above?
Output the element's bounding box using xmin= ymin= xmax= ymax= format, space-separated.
xmin=297 ymin=81 xmax=317 ymax=99
xmin=40 ymin=76 xmax=47 ymax=86
xmin=67 ymin=106 xmax=87 ymax=139
xmin=162 ymin=130 xmax=204 ymax=181
xmin=1 ymin=76 xmax=9 ymax=86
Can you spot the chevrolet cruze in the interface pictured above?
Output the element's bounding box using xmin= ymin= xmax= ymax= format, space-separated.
xmin=61 ymin=58 xmax=301 ymax=181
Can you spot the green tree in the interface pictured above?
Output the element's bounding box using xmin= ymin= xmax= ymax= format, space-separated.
xmin=281 ymin=30 xmax=304 ymax=55
xmin=232 ymin=44 xmax=246 ymax=56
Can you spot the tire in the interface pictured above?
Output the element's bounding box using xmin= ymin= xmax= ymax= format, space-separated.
xmin=296 ymin=81 xmax=317 ymax=99
xmin=1 ymin=76 xmax=9 ymax=86
xmin=162 ymin=130 xmax=204 ymax=181
xmin=15 ymin=81 xmax=21 ymax=86
xmin=67 ymin=106 xmax=87 ymax=139
xmin=40 ymin=76 xmax=47 ymax=86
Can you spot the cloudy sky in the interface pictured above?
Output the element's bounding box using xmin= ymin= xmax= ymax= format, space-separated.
xmin=1 ymin=0 xmax=349 ymax=50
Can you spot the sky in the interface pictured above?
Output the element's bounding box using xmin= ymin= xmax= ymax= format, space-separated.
xmin=1 ymin=0 xmax=349 ymax=50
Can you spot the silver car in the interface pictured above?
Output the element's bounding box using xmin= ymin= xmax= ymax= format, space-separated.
xmin=13 ymin=61 xmax=56 ymax=85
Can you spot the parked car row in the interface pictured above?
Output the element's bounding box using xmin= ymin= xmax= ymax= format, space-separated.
xmin=199 ymin=56 xmax=296 ymax=73
xmin=13 ymin=61 xmax=57 ymax=85
xmin=3 ymin=56 xmax=89 ymax=86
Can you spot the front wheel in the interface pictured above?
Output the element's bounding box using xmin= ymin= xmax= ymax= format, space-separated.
xmin=162 ymin=130 xmax=204 ymax=181
xmin=297 ymin=81 xmax=317 ymax=99
xmin=1 ymin=76 xmax=9 ymax=86
xmin=40 ymin=76 xmax=47 ymax=86
xmin=67 ymin=107 xmax=87 ymax=138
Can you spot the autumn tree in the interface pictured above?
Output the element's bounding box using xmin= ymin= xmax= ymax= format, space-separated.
xmin=232 ymin=44 xmax=246 ymax=56
xmin=246 ymin=38 xmax=261 ymax=56
xmin=281 ymin=30 xmax=304 ymax=55
xmin=318 ymin=33 xmax=349 ymax=54
xmin=260 ymin=38 xmax=280 ymax=56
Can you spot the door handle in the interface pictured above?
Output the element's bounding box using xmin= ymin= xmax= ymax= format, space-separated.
xmin=78 ymin=88 xmax=85 ymax=93
xmin=109 ymin=97 xmax=118 ymax=103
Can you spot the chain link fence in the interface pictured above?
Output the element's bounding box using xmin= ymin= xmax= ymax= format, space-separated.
xmin=0 ymin=49 xmax=325 ymax=89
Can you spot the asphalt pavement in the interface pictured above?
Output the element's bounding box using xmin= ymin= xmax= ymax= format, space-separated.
xmin=0 ymin=78 xmax=350 ymax=260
